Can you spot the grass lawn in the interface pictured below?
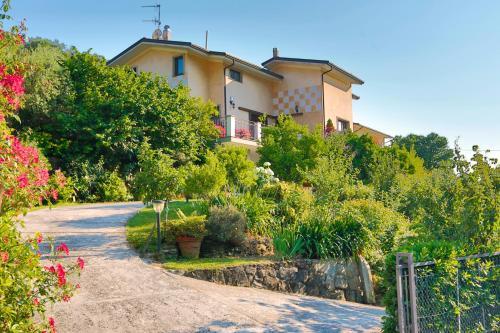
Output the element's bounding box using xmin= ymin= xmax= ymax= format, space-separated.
xmin=163 ymin=257 xmax=273 ymax=271
xmin=126 ymin=200 xmax=205 ymax=250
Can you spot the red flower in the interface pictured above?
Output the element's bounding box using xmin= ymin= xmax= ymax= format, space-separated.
xmin=56 ymin=243 xmax=69 ymax=255
xmin=36 ymin=233 xmax=43 ymax=244
xmin=34 ymin=168 xmax=49 ymax=186
xmin=77 ymin=257 xmax=85 ymax=270
xmin=0 ymin=251 xmax=9 ymax=263
xmin=56 ymin=263 xmax=66 ymax=286
xmin=17 ymin=174 xmax=29 ymax=188
xmin=44 ymin=265 xmax=56 ymax=273
xmin=62 ymin=294 xmax=70 ymax=302
xmin=33 ymin=297 xmax=40 ymax=306
xmin=48 ymin=317 xmax=56 ymax=333
xmin=75 ymin=283 xmax=80 ymax=289
xmin=16 ymin=34 xmax=25 ymax=45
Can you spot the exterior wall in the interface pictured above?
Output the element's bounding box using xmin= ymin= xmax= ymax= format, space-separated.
xmin=323 ymin=75 xmax=353 ymax=131
xmin=127 ymin=48 xmax=187 ymax=87
xmin=225 ymin=68 xmax=275 ymax=117
xmin=206 ymin=61 xmax=225 ymax=112
xmin=186 ymin=54 xmax=210 ymax=101
xmin=269 ymin=64 xmax=325 ymax=132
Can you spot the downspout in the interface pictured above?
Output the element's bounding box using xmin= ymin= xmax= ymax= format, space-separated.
xmin=321 ymin=64 xmax=333 ymax=135
xmin=223 ymin=57 xmax=235 ymax=118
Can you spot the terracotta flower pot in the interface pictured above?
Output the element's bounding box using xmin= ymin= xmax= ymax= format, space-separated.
xmin=176 ymin=236 xmax=203 ymax=259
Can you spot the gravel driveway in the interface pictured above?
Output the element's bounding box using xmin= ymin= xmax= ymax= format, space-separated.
xmin=22 ymin=203 xmax=383 ymax=333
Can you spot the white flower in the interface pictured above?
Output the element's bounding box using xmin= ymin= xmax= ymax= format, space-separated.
xmin=263 ymin=162 xmax=271 ymax=167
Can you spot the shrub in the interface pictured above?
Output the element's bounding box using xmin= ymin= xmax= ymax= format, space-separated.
xmin=226 ymin=192 xmax=277 ymax=237
xmin=215 ymin=145 xmax=256 ymax=188
xmin=206 ymin=205 xmax=247 ymax=245
xmin=258 ymin=114 xmax=326 ymax=182
xmin=261 ymin=181 xmax=312 ymax=227
xmin=99 ymin=171 xmax=129 ymax=202
xmin=273 ymin=224 xmax=304 ymax=259
xmin=166 ymin=213 xmax=207 ymax=240
xmin=134 ymin=142 xmax=185 ymax=203
xmin=336 ymin=199 xmax=411 ymax=272
xmin=48 ymin=169 xmax=75 ymax=202
xmin=184 ymin=152 xmax=227 ymax=199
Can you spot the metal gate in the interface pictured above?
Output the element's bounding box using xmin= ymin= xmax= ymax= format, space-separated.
xmin=396 ymin=252 xmax=499 ymax=332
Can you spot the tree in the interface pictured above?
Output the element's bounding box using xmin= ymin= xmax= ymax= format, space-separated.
xmin=393 ymin=132 xmax=453 ymax=169
xmin=134 ymin=142 xmax=185 ymax=203
xmin=215 ymin=145 xmax=256 ymax=188
xmin=257 ymin=114 xmax=325 ymax=182
xmin=15 ymin=50 xmax=219 ymax=176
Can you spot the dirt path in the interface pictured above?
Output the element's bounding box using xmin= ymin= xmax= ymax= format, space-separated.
xmin=22 ymin=203 xmax=384 ymax=332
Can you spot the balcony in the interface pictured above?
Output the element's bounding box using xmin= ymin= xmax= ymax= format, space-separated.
xmin=213 ymin=115 xmax=262 ymax=147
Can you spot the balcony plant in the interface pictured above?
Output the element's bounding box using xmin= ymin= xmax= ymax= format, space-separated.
xmin=235 ymin=128 xmax=251 ymax=139
xmin=166 ymin=211 xmax=207 ymax=258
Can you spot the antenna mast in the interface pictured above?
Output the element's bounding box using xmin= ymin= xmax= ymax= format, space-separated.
xmin=142 ymin=3 xmax=161 ymax=29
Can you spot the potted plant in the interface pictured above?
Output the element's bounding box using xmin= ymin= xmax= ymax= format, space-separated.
xmin=166 ymin=212 xmax=207 ymax=259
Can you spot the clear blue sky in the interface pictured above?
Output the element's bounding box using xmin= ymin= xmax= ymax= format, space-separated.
xmin=8 ymin=0 xmax=500 ymax=159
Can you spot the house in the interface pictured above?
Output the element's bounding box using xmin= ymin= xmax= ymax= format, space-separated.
xmin=108 ymin=27 xmax=387 ymax=157
xmin=353 ymin=123 xmax=393 ymax=146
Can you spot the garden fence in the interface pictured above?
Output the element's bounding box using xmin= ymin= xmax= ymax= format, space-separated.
xmin=396 ymin=251 xmax=499 ymax=332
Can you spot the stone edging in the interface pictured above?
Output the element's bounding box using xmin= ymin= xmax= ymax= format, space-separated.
xmin=169 ymin=257 xmax=376 ymax=304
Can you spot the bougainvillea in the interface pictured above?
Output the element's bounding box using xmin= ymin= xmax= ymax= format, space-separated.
xmin=0 ymin=2 xmax=83 ymax=332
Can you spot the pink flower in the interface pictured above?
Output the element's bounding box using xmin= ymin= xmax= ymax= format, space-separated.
xmin=0 ymin=113 xmax=4 ymax=122
xmin=34 ymin=168 xmax=49 ymax=186
xmin=62 ymin=294 xmax=70 ymax=302
xmin=56 ymin=263 xmax=66 ymax=286
xmin=17 ymin=174 xmax=29 ymax=188
xmin=75 ymin=283 xmax=80 ymax=289
xmin=33 ymin=297 xmax=40 ymax=306
xmin=36 ymin=233 xmax=43 ymax=244
xmin=56 ymin=243 xmax=69 ymax=255
xmin=0 ymin=251 xmax=9 ymax=263
xmin=51 ymin=189 xmax=59 ymax=200
xmin=77 ymin=257 xmax=85 ymax=270
xmin=0 ymin=72 xmax=25 ymax=96
xmin=48 ymin=317 xmax=56 ymax=333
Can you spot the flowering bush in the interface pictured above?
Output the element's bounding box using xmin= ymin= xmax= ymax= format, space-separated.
xmin=235 ymin=127 xmax=251 ymax=139
xmin=214 ymin=124 xmax=226 ymax=138
xmin=256 ymin=162 xmax=279 ymax=186
xmin=0 ymin=4 xmax=83 ymax=332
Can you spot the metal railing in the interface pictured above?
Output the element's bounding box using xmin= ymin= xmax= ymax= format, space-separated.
xmin=396 ymin=252 xmax=499 ymax=333
xmin=212 ymin=116 xmax=262 ymax=141
xmin=234 ymin=118 xmax=258 ymax=141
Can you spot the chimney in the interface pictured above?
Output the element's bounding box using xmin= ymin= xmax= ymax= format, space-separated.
xmin=273 ymin=47 xmax=279 ymax=58
xmin=152 ymin=28 xmax=161 ymax=40
xmin=162 ymin=25 xmax=171 ymax=40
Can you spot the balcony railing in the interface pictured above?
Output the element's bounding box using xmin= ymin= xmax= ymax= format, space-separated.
xmin=214 ymin=115 xmax=262 ymax=142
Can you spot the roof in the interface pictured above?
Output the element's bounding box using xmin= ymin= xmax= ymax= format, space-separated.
xmin=353 ymin=123 xmax=392 ymax=138
xmin=352 ymin=93 xmax=360 ymax=100
xmin=261 ymin=56 xmax=364 ymax=85
xmin=107 ymin=38 xmax=284 ymax=80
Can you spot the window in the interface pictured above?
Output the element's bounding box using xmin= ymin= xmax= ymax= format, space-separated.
xmin=337 ymin=118 xmax=349 ymax=132
xmin=229 ymin=69 xmax=242 ymax=82
xmin=173 ymin=56 xmax=184 ymax=76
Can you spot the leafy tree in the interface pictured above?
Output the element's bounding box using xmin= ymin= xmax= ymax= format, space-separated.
xmin=15 ymin=50 xmax=219 ymax=177
xmin=134 ymin=142 xmax=185 ymax=203
xmin=184 ymin=152 xmax=227 ymax=199
xmin=258 ymin=114 xmax=325 ymax=182
xmin=215 ymin=145 xmax=256 ymax=188
xmin=393 ymin=132 xmax=453 ymax=169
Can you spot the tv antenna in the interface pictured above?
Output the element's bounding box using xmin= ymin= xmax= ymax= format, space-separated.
xmin=142 ymin=3 xmax=161 ymax=29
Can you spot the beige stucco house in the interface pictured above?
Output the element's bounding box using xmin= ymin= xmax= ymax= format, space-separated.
xmin=108 ymin=31 xmax=387 ymax=154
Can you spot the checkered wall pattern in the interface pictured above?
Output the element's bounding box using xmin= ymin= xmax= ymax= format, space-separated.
xmin=272 ymin=85 xmax=323 ymax=115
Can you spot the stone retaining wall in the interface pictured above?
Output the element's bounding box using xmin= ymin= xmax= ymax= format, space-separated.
xmin=176 ymin=257 xmax=375 ymax=304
